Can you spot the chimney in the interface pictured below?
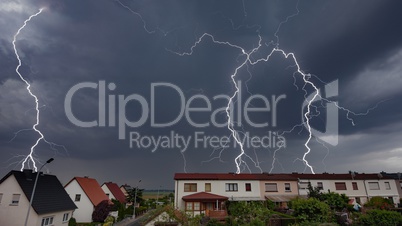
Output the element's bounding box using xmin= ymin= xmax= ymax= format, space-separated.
xmin=23 ymin=169 xmax=33 ymax=180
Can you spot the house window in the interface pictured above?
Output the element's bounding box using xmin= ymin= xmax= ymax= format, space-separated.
xmin=63 ymin=213 xmax=69 ymax=222
xmin=225 ymin=183 xmax=238 ymax=192
xmin=186 ymin=202 xmax=193 ymax=210
xmin=205 ymin=183 xmax=211 ymax=192
xmin=265 ymin=183 xmax=278 ymax=192
xmin=352 ymin=182 xmax=358 ymax=190
xmin=194 ymin=202 xmax=200 ymax=211
xmin=185 ymin=202 xmax=200 ymax=211
xmin=368 ymin=182 xmax=380 ymax=190
xmin=75 ymin=194 xmax=81 ymax=202
xmin=299 ymin=182 xmax=310 ymax=189
xmin=245 ymin=183 xmax=252 ymax=192
xmin=285 ymin=183 xmax=291 ymax=192
xmin=41 ymin=216 xmax=54 ymax=226
xmin=335 ymin=182 xmax=347 ymax=190
xmin=11 ymin=194 xmax=20 ymax=205
xmin=184 ymin=183 xmax=197 ymax=192
xmin=317 ymin=182 xmax=323 ymax=190
xmin=385 ymin=182 xmax=391 ymax=190
xmin=0 ymin=193 xmax=3 ymax=204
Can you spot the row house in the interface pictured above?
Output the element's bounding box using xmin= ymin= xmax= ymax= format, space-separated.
xmin=380 ymin=172 xmax=402 ymax=202
xmin=295 ymin=173 xmax=400 ymax=205
xmin=174 ymin=172 xmax=401 ymax=215
xmin=174 ymin=173 xmax=298 ymax=216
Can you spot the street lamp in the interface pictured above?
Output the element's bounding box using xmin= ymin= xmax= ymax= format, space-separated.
xmin=133 ymin=180 xmax=141 ymax=219
xmin=24 ymin=158 xmax=54 ymax=226
xmin=156 ymin=185 xmax=162 ymax=204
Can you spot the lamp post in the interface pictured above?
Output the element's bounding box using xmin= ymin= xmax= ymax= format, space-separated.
xmin=156 ymin=185 xmax=161 ymax=204
xmin=24 ymin=158 xmax=54 ymax=226
xmin=133 ymin=180 xmax=141 ymax=219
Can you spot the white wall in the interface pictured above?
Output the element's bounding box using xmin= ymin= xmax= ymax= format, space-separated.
xmin=36 ymin=210 xmax=74 ymax=226
xmin=0 ymin=175 xmax=74 ymax=226
xmin=101 ymin=184 xmax=115 ymax=201
xmin=365 ymin=179 xmax=400 ymax=205
xmin=297 ymin=178 xmax=400 ymax=205
xmin=0 ymin=175 xmax=39 ymax=226
xmin=65 ymin=179 xmax=94 ymax=223
xmin=175 ymin=180 xmax=262 ymax=210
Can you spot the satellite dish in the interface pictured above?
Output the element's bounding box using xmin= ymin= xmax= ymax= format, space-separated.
xmin=377 ymin=173 xmax=383 ymax=179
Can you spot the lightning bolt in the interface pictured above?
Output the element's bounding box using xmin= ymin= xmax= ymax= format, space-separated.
xmin=12 ymin=8 xmax=45 ymax=172
xmin=115 ymin=1 xmax=384 ymax=174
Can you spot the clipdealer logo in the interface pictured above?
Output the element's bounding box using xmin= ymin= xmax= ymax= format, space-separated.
xmin=64 ymin=80 xmax=338 ymax=150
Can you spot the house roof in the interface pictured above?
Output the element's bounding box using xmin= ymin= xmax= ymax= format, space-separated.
xmin=174 ymin=173 xmax=392 ymax=181
xmin=102 ymin=182 xmax=126 ymax=203
xmin=182 ymin=192 xmax=228 ymax=201
xmin=65 ymin=176 xmax=109 ymax=206
xmin=0 ymin=170 xmax=77 ymax=215
xmin=174 ymin=173 xmax=298 ymax=181
xmin=120 ymin=184 xmax=132 ymax=192
xmin=288 ymin=173 xmax=392 ymax=180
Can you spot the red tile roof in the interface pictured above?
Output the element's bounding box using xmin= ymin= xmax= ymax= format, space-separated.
xmin=103 ymin=182 xmax=127 ymax=203
xmin=65 ymin=177 xmax=109 ymax=206
xmin=288 ymin=173 xmax=391 ymax=180
xmin=182 ymin=192 xmax=228 ymax=201
xmin=174 ymin=173 xmax=298 ymax=181
xmin=174 ymin=173 xmax=391 ymax=181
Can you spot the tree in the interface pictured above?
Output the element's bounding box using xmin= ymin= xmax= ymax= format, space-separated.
xmin=307 ymin=184 xmax=349 ymax=211
xmin=126 ymin=188 xmax=144 ymax=204
xmin=289 ymin=197 xmax=331 ymax=223
xmin=92 ymin=200 xmax=112 ymax=222
xmin=307 ymin=183 xmax=322 ymax=199
xmin=320 ymin=192 xmax=349 ymax=211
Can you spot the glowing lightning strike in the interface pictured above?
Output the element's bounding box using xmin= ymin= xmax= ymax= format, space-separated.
xmin=118 ymin=1 xmax=382 ymax=174
xmin=12 ymin=8 xmax=44 ymax=172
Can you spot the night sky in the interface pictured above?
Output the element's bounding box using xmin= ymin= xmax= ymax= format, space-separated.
xmin=1 ymin=0 xmax=402 ymax=189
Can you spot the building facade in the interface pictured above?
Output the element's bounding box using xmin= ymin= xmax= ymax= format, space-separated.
xmin=64 ymin=177 xmax=109 ymax=223
xmin=0 ymin=170 xmax=76 ymax=226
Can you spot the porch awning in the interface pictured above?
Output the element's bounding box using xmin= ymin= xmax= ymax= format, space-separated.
xmin=265 ymin=195 xmax=297 ymax=202
xmin=182 ymin=192 xmax=228 ymax=202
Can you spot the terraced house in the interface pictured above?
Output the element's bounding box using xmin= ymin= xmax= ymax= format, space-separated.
xmin=174 ymin=173 xmax=298 ymax=217
xmin=174 ymin=172 xmax=401 ymax=217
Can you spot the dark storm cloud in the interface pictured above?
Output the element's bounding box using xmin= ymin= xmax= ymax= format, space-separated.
xmin=1 ymin=0 xmax=402 ymax=188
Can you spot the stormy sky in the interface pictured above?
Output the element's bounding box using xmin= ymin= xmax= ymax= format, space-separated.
xmin=1 ymin=0 xmax=402 ymax=189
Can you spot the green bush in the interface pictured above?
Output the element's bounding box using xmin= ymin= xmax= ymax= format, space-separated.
xmin=227 ymin=201 xmax=271 ymax=225
xmin=354 ymin=209 xmax=402 ymax=226
xmin=68 ymin=217 xmax=77 ymax=226
xmin=289 ymin=197 xmax=331 ymax=223
xmin=364 ymin=196 xmax=394 ymax=210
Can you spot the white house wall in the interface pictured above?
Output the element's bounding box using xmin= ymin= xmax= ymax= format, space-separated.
xmin=65 ymin=180 xmax=94 ymax=223
xmin=175 ymin=180 xmax=262 ymax=210
xmin=297 ymin=178 xmax=400 ymax=205
xmin=101 ymin=184 xmax=115 ymax=201
xmin=365 ymin=179 xmax=400 ymax=204
xmin=0 ymin=175 xmax=39 ymax=226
